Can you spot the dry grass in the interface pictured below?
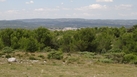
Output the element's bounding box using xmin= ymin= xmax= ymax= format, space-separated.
xmin=0 ymin=62 xmax=137 ymax=77
xmin=0 ymin=52 xmax=137 ymax=77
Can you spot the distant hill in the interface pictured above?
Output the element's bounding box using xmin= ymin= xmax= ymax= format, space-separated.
xmin=0 ymin=18 xmax=137 ymax=29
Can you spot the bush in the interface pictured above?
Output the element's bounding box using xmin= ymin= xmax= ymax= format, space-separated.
xmin=108 ymin=48 xmax=122 ymax=53
xmin=2 ymin=47 xmax=14 ymax=53
xmin=104 ymin=52 xmax=125 ymax=63
xmin=43 ymin=47 xmax=52 ymax=52
xmin=123 ymin=54 xmax=137 ymax=64
xmin=0 ymin=39 xmax=4 ymax=50
xmin=47 ymin=51 xmax=63 ymax=60
xmin=25 ymin=37 xmax=39 ymax=52
xmin=133 ymin=60 xmax=137 ymax=64
xmin=79 ymin=52 xmax=95 ymax=58
xmin=99 ymin=58 xmax=113 ymax=63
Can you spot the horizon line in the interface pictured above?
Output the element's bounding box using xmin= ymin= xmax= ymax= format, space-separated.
xmin=0 ymin=18 xmax=137 ymax=21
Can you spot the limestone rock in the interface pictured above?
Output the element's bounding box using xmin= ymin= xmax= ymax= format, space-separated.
xmin=7 ymin=57 xmax=16 ymax=62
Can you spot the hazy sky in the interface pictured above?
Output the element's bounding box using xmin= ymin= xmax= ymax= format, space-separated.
xmin=0 ymin=0 xmax=137 ymax=20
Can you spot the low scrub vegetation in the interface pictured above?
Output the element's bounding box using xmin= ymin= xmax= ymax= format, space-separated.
xmin=0 ymin=25 xmax=137 ymax=65
xmin=47 ymin=50 xmax=63 ymax=60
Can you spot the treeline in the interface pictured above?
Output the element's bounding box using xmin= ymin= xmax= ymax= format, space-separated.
xmin=0 ymin=25 xmax=137 ymax=54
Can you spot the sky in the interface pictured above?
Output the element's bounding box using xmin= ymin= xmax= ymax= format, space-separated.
xmin=0 ymin=0 xmax=137 ymax=20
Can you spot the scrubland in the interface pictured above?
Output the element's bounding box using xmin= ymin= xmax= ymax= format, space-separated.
xmin=0 ymin=52 xmax=137 ymax=77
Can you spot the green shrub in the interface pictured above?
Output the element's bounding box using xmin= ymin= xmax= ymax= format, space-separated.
xmin=79 ymin=52 xmax=95 ymax=58
xmin=0 ymin=38 xmax=4 ymax=50
xmin=43 ymin=47 xmax=52 ymax=52
xmin=108 ymin=48 xmax=122 ymax=53
xmin=47 ymin=51 xmax=63 ymax=60
xmin=99 ymin=58 xmax=113 ymax=63
xmin=104 ymin=52 xmax=125 ymax=63
xmin=2 ymin=47 xmax=13 ymax=53
xmin=133 ymin=60 xmax=137 ymax=64
xmin=25 ymin=37 xmax=39 ymax=52
xmin=123 ymin=54 xmax=137 ymax=64
xmin=38 ymin=55 xmax=45 ymax=59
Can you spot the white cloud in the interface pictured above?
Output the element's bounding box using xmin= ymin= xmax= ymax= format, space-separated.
xmin=34 ymin=8 xmax=44 ymax=11
xmin=6 ymin=10 xmax=18 ymax=14
xmin=30 ymin=1 xmax=34 ymax=3
xmin=75 ymin=4 xmax=107 ymax=11
xmin=70 ymin=0 xmax=73 ymax=2
xmin=0 ymin=0 xmax=5 ymax=2
xmin=34 ymin=8 xmax=60 ymax=12
xmin=34 ymin=7 xmax=71 ymax=13
xmin=61 ymin=2 xmax=64 ymax=5
xmin=89 ymin=4 xmax=107 ymax=9
xmin=62 ymin=8 xmax=71 ymax=10
xmin=26 ymin=0 xmax=34 ymax=4
xmin=83 ymin=13 xmax=92 ymax=16
xmin=96 ymin=0 xmax=113 ymax=2
xmin=115 ymin=4 xmax=132 ymax=10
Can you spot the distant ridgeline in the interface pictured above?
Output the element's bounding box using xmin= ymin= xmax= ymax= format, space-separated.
xmin=0 ymin=18 xmax=137 ymax=29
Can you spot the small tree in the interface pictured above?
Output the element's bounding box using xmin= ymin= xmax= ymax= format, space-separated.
xmin=0 ymin=38 xmax=4 ymax=50
xmin=25 ymin=37 xmax=39 ymax=52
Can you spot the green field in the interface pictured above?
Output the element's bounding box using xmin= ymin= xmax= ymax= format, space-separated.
xmin=0 ymin=52 xmax=137 ymax=77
